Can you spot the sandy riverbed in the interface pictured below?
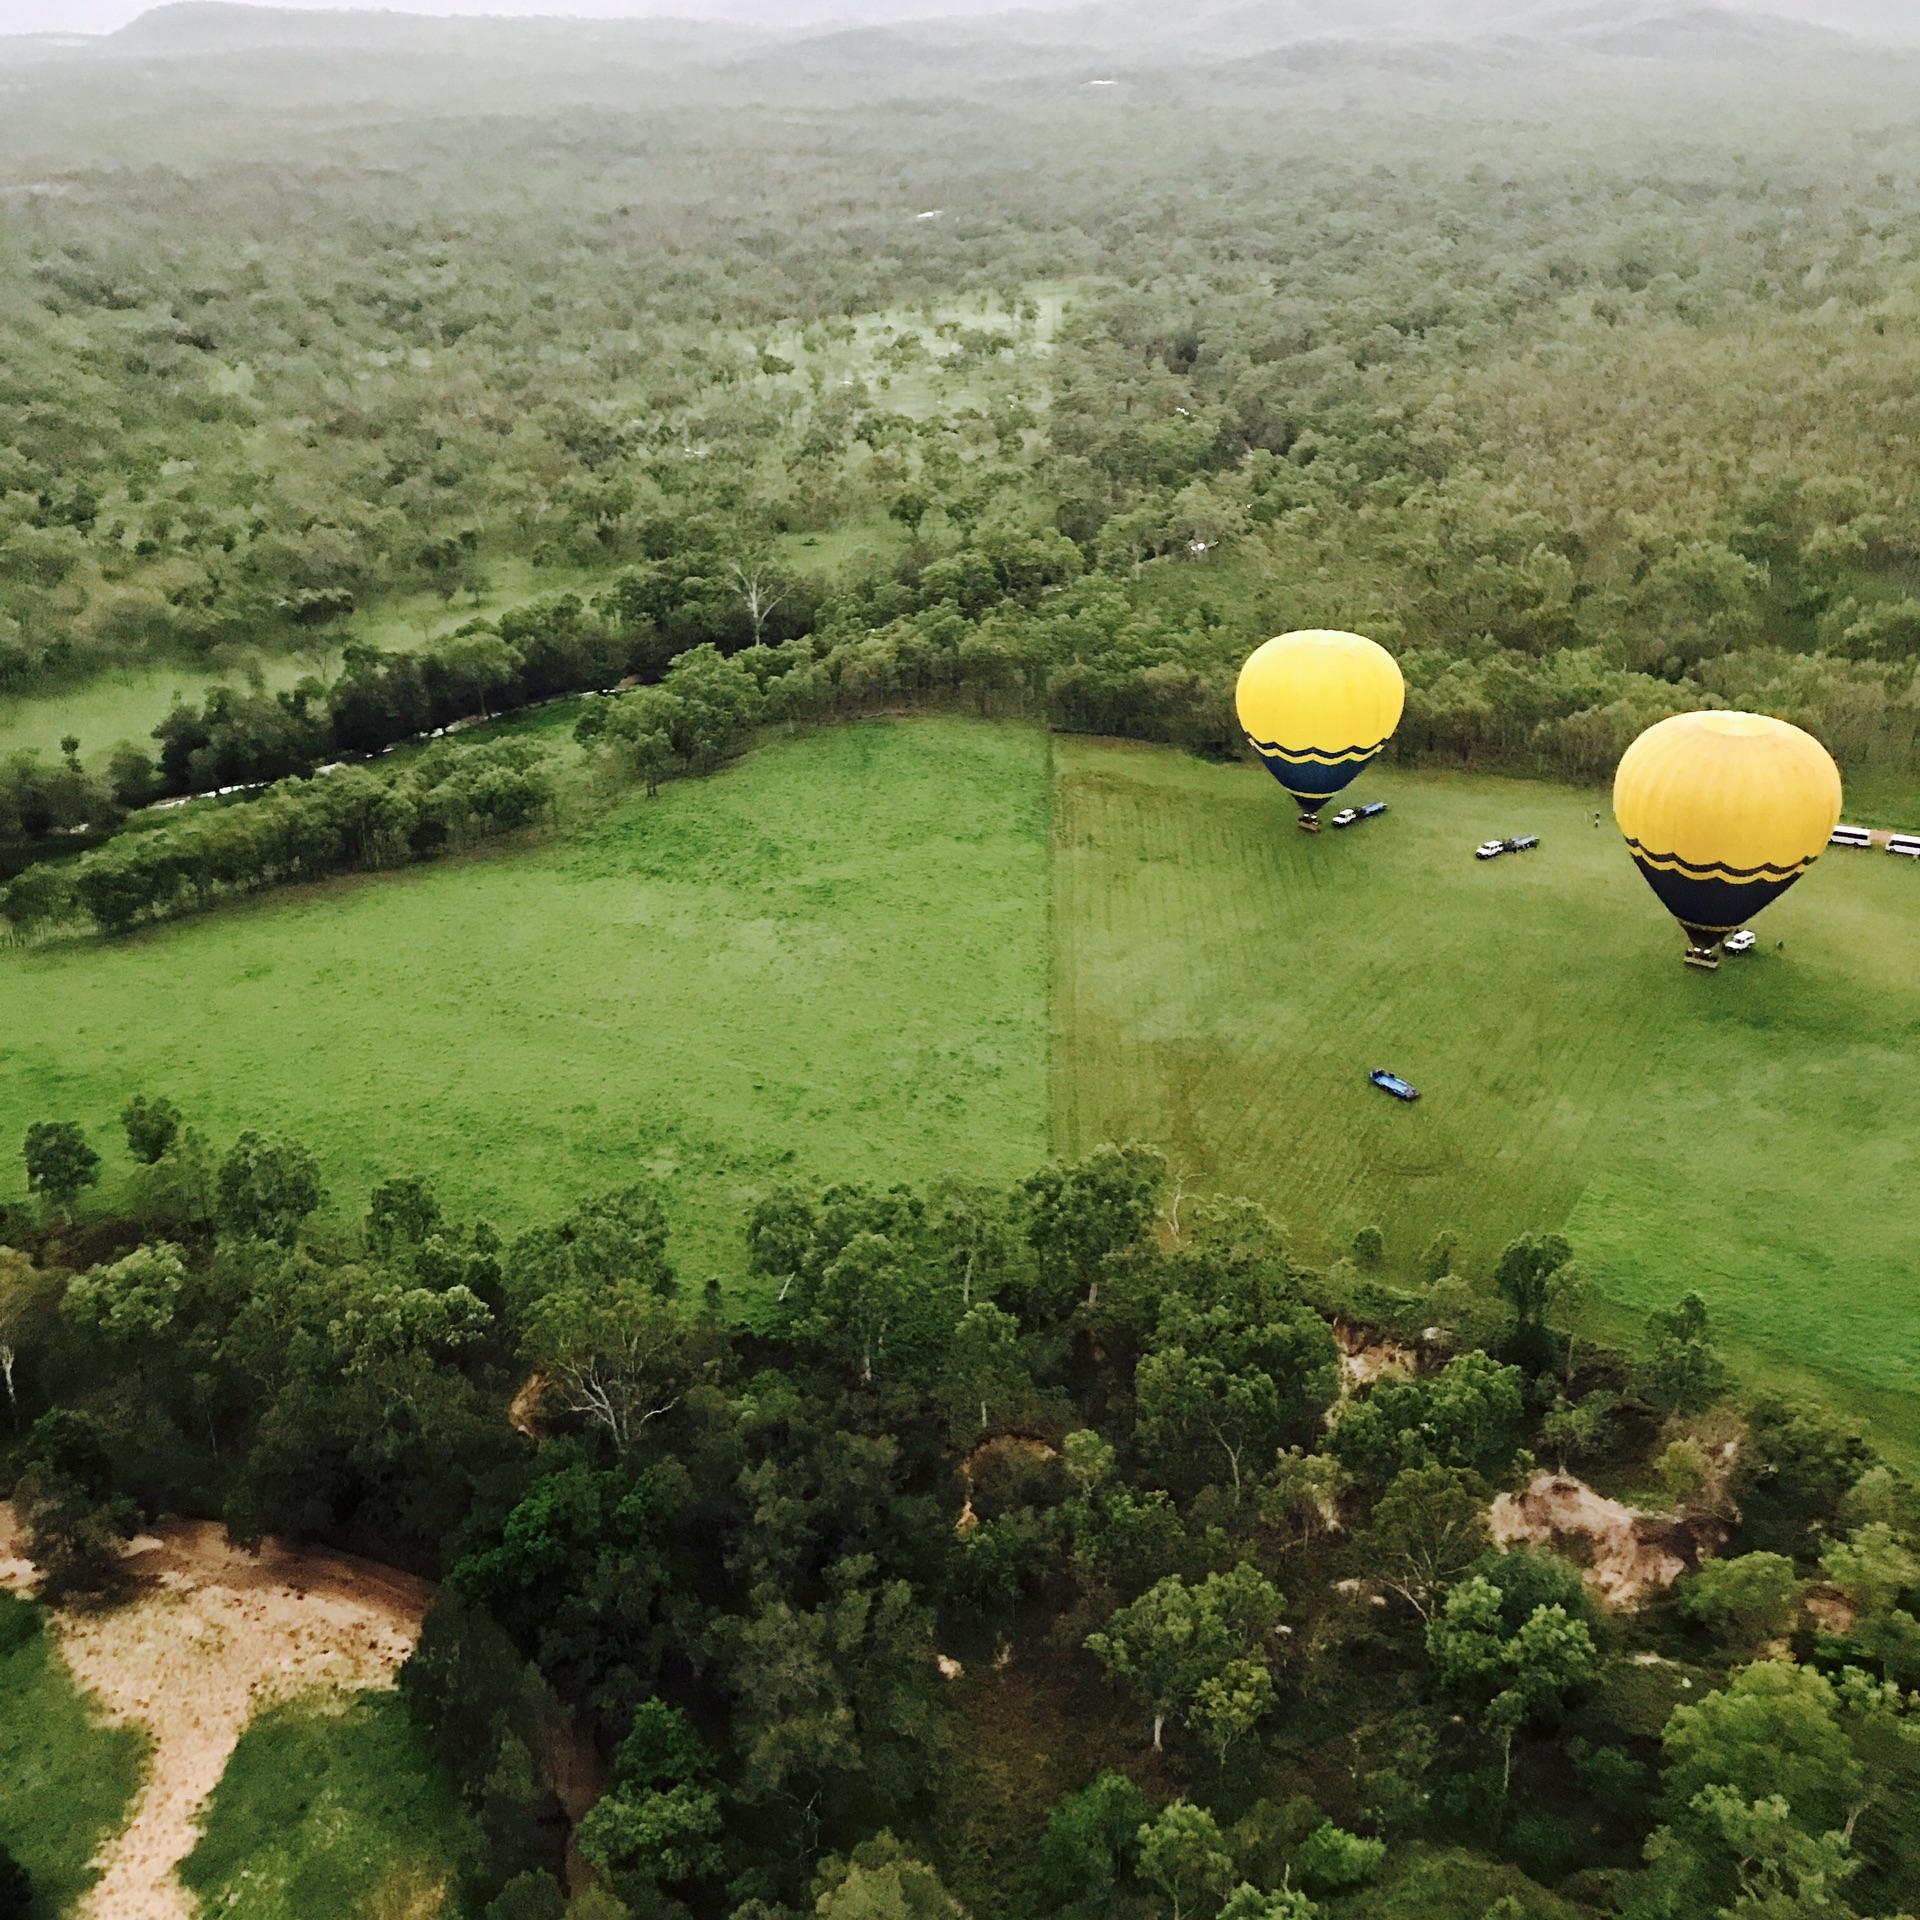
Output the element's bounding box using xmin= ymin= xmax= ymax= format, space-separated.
xmin=0 ymin=1504 xmax=431 ymax=1920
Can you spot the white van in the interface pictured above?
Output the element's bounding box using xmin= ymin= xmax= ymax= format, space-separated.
xmin=1830 ymin=824 xmax=1874 ymax=849
xmin=1888 ymin=834 xmax=1920 ymax=860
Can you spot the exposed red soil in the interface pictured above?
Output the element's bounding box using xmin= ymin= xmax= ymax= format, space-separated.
xmin=1489 ymin=1471 xmax=1730 ymax=1608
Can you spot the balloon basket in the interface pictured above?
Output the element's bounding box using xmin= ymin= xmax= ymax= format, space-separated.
xmin=1296 ymin=814 xmax=1321 ymax=834
xmin=1682 ymin=946 xmax=1721 ymax=971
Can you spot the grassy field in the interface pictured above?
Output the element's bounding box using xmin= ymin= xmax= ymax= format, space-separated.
xmin=0 ymin=658 xmax=327 ymax=765
xmin=1053 ymin=738 xmax=1920 ymax=1445
xmin=0 ymin=559 xmax=606 ymax=765
xmin=5 ymin=708 xmax=1918 ymax=1439
xmin=0 ymin=718 xmax=1051 ymax=1288
xmin=178 ymin=1691 xmax=470 ymax=1920
xmin=0 ymin=1593 xmax=148 ymax=1918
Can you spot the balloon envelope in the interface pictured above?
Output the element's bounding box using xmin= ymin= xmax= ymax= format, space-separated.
xmin=1612 ymin=710 xmax=1842 ymax=941
xmin=1235 ymin=629 xmax=1405 ymax=812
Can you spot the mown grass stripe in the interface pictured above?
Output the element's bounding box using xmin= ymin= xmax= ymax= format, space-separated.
xmin=1050 ymin=736 xmax=1920 ymax=1449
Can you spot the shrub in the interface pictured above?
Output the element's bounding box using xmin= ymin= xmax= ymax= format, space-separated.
xmin=1680 ymin=1552 xmax=1806 ymax=1652
xmin=1293 ymin=1820 xmax=1386 ymax=1894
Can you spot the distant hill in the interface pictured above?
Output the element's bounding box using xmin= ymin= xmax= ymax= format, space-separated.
xmin=54 ymin=0 xmax=1920 ymax=60
xmin=0 ymin=0 xmax=1908 ymax=109
xmin=961 ymin=0 xmax=1875 ymax=62
xmin=99 ymin=2 xmax=761 ymax=54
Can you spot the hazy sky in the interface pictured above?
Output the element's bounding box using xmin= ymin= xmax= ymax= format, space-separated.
xmin=0 ymin=0 xmax=1904 ymax=42
xmin=5 ymin=0 xmax=1047 ymax=31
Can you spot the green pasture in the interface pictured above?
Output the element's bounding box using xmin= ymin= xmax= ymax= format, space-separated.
xmin=1054 ymin=738 xmax=1920 ymax=1443
xmin=345 ymin=555 xmax=601 ymax=655
xmin=781 ymin=518 xmax=909 ymax=577
xmin=0 ymin=558 xmax=604 ymax=765
xmin=179 ymin=1690 xmax=471 ymax=1920
xmin=0 ymin=1593 xmax=147 ymax=1917
xmin=0 ymin=658 xmax=324 ymax=765
xmin=0 ymin=718 xmax=1051 ymax=1287
xmin=4 ymin=711 xmax=1919 ymax=1438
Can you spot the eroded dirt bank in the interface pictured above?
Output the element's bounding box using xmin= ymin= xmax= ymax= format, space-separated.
xmin=1490 ymin=1470 xmax=1729 ymax=1607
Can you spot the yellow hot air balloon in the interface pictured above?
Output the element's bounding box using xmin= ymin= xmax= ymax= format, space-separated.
xmin=1612 ymin=709 xmax=1842 ymax=968
xmin=1235 ymin=629 xmax=1405 ymax=831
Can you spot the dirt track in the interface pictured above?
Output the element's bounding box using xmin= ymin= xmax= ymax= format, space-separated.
xmin=0 ymin=1504 xmax=431 ymax=1920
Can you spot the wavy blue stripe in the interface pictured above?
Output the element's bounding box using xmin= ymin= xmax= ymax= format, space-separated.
xmin=1249 ymin=736 xmax=1394 ymax=766
xmin=1252 ymin=741 xmax=1384 ymax=806
xmin=1623 ymin=836 xmax=1816 ymax=884
xmin=1629 ymin=854 xmax=1805 ymax=934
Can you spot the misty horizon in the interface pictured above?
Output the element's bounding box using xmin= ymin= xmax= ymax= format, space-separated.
xmin=7 ymin=0 xmax=1920 ymax=43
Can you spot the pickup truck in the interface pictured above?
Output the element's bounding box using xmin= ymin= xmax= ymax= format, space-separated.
xmin=1331 ymin=802 xmax=1389 ymax=829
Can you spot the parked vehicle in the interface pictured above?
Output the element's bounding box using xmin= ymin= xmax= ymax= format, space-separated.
xmin=1888 ymin=834 xmax=1920 ymax=859
xmin=1331 ymin=802 xmax=1388 ymax=829
xmin=1831 ymin=824 xmax=1874 ymax=848
xmin=1724 ymin=929 xmax=1756 ymax=954
xmin=1369 ymin=1069 xmax=1420 ymax=1101
xmin=1476 ymin=833 xmax=1537 ymax=858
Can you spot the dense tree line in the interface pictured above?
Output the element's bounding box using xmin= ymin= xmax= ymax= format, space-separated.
xmin=4 ymin=1109 xmax=1920 ymax=1918
xmin=15 ymin=516 xmax=1920 ymax=934
xmin=0 ymin=731 xmax=556 ymax=938
xmin=0 ymin=565 xmax=1229 ymax=936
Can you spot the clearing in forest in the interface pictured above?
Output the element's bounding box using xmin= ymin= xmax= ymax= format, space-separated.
xmin=0 ymin=1508 xmax=434 ymax=1920
xmin=1052 ymin=737 xmax=1920 ymax=1446
xmin=0 ymin=558 xmax=608 ymax=766
xmin=0 ymin=718 xmax=1051 ymax=1286
xmin=178 ymin=1691 xmax=474 ymax=1920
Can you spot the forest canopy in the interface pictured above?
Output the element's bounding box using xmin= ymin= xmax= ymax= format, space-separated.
xmin=6 ymin=1 xmax=1920 ymax=885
